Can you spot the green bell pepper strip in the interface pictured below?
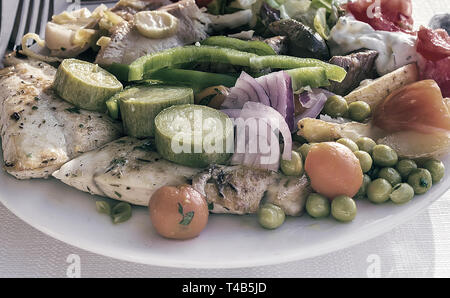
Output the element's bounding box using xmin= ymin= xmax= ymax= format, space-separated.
xmin=286 ymin=67 xmax=330 ymax=90
xmin=128 ymin=46 xmax=346 ymax=83
xmin=201 ymin=36 xmax=277 ymax=56
xmin=106 ymin=96 xmax=120 ymax=120
xmin=146 ymin=69 xmax=238 ymax=93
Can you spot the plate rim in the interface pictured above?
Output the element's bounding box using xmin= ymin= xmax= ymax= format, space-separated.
xmin=1 ymin=176 xmax=448 ymax=269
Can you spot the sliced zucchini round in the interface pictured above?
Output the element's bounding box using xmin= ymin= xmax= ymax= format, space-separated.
xmin=53 ymin=59 xmax=123 ymax=112
xmin=119 ymin=85 xmax=194 ymax=138
xmin=155 ymin=104 xmax=233 ymax=168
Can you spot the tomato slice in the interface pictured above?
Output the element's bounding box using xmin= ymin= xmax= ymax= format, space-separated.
xmin=346 ymin=0 xmax=413 ymax=33
xmin=416 ymin=26 xmax=450 ymax=62
xmin=373 ymin=80 xmax=450 ymax=134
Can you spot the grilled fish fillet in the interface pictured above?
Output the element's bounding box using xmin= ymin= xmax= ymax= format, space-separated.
xmin=53 ymin=137 xmax=201 ymax=206
xmin=53 ymin=137 xmax=311 ymax=215
xmin=95 ymin=0 xmax=209 ymax=66
xmin=0 ymin=55 xmax=123 ymax=179
xmin=192 ymin=165 xmax=311 ymax=216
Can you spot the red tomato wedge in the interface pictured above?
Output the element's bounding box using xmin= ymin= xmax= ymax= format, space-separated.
xmin=416 ymin=26 xmax=450 ymax=62
xmin=373 ymin=80 xmax=450 ymax=134
xmin=421 ymin=57 xmax=450 ymax=98
xmin=346 ymin=0 xmax=413 ymax=33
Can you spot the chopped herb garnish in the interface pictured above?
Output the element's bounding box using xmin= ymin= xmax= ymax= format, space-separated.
xmin=177 ymin=203 xmax=195 ymax=225
xmin=10 ymin=112 xmax=20 ymax=121
xmin=34 ymin=96 xmax=40 ymax=101
xmin=32 ymin=106 xmax=38 ymax=110
xmin=114 ymin=191 xmax=122 ymax=198
xmin=66 ymin=107 xmax=80 ymax=114
xmin=26 ymin=153 xmax=32 ymax=158
xmin=79 ymin=124 xmax=84 ymax=128
xmin=134 ymin=139 xmax=156 ymax=152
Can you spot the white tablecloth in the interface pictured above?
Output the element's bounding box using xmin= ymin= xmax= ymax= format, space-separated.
xmin=1 ymin=0 xmax=450 ymax=278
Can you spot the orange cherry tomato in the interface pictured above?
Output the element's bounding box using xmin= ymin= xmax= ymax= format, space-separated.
xmin=305 ymin=142 xmax=363 ymax=199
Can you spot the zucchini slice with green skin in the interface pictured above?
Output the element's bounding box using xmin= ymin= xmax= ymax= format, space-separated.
xmin=106 ymin=96 xmax=120 ymax=120
xmin=155 ymin=104 xmax=233 ymax=168
xmin=54 ymin=59 xmax=123 ymax=112
xmin=119 ymin=85 xmax=194 ymax=138
xmin=200 ymin=36 xmax=277 ymax=56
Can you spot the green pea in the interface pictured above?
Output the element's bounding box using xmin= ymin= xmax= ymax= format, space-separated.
xmin=396 ymin=159 xmax=417 ymax=179
xmin=331 ymin=195 xmax=357 ymax=222
xmin=111 ymin=202 xmax=132 ymax=224
xmin=367 ymin=166 xmax=380 ymax=180
xmin=407 ymin=168 xmax=432 ymax=195
xmin=378 ymin=167 xmax=402 ymax=186
xmin=281 ymin=151 xmax=304 ymax=176
xmin=367 ymin=178 xmax=392 ymax=204
xmin=356 ymin=137 xmax=377 ymax=154
xmin=354 ymin=150 xmax=373 ymax=173
xmin=258 ymin=203 xmax=285 ymax=229
xmin=337 ymin=138 xmax=359 ymax=152
xmin=390 ymin=183 xmax=415 ymax=205
xmin=306 ymin=193 xmax=330 ymax=218
xmin=355 ymin=174 xmax=371 ymax=199
xmin=323 ymin=95 xmax=348 ymax=118
xmin=423 ymin=159 xmax=445 ymax=183
xmin=372 ymin=144 xmax=398 ymax=167
xmin=348 ymin=101 xmax=371 ymax=122
xmin=296 ymin=143 xmax=315 ymax=161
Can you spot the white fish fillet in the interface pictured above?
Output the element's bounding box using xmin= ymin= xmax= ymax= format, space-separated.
xmin=95 ymin=0 xmax=209 ymax=65
xmin=0 ymin=55 xmax=123 ymax=179
xmin=54 ymin=137 xmax=311 ymax=215
xmin=53 ymin=137 xmax=201 ymax=206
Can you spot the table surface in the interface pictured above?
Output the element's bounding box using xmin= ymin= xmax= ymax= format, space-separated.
xmin=1 ymin=0 xmax=450 ymax=278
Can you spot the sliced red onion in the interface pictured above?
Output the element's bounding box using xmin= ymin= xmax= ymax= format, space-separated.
xmin=230 ymin=102 xmax=292 ymax=171
xmin=222 ymin=70 xmax=296 ymax=131
xmin=295 ymin=89 xmax=336 ymax=124
xmin=222 ymin=72 xmax=270 ymax=109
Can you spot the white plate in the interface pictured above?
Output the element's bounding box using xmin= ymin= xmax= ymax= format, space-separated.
xmin=0 ymin=149 xmax=449 ymax=268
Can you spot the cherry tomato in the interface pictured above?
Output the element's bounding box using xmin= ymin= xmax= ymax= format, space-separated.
xmin=346 ymin=0 xmax=413 ymax=33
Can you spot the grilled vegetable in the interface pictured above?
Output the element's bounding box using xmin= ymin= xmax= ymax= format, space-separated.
xmin=118 ymin=85 xmax=194 ymax=138
xmin=201 ymin=36 xmax=277 ymax=56
xmin=155 ymin=104 xmax=233 ymax=167
xmin=53 ymin=59 xmax=123 ymax=112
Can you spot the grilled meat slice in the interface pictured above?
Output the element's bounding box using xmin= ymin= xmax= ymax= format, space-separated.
xmin=95 ymin=0 xmax=209 ymax=66
xmin=327 ymin=50 xmax=379 ymax=96
xmin=192 ymin=165 xmax=311 ymax=216
xmin=0 ymin=55 xmax=122 ymax=179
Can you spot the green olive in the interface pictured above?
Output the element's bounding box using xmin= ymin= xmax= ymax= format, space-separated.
xmin=355 ymin=174 xmax=371 ymax=199
xmin=372 ymin=144 xmax=398 ymax=167
xmin=390 ymin=183 xmax=415 ymax=205
xmin=331 ymin=195 xmax=357 ymax=222
xmin=367 ymin=178 xmax=392 ymax=204
xmin=348 ymin=101 xmax=371 ymax=122
xmin=396 ymin=159 xmax=417 ymax=179
xmin=281 ymin=151 xmax=304 ymax=176
xmin=323 ymin=95 xmax=348 ymax=118
xmin=306 ymin=193 xmax=330 ymax=218
xmin=378 ymin=167 xmax=402 ymax=186
xmin=355 ymin=137 xmax=377 ymax=154
xmin=407 ymin=168 xmax=432 ymax=195
xmin=354 ymin=150 xmax=373 ymax=173
xmin=423 ymin=159 xmax=445 ymax=183
xmin=336 ymin=138 xmax=359 ymax=152
xmin=296 ymin=143 xmax=315 ymax=162
xmin=258 ymin=203 xmax=285 ymax=229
